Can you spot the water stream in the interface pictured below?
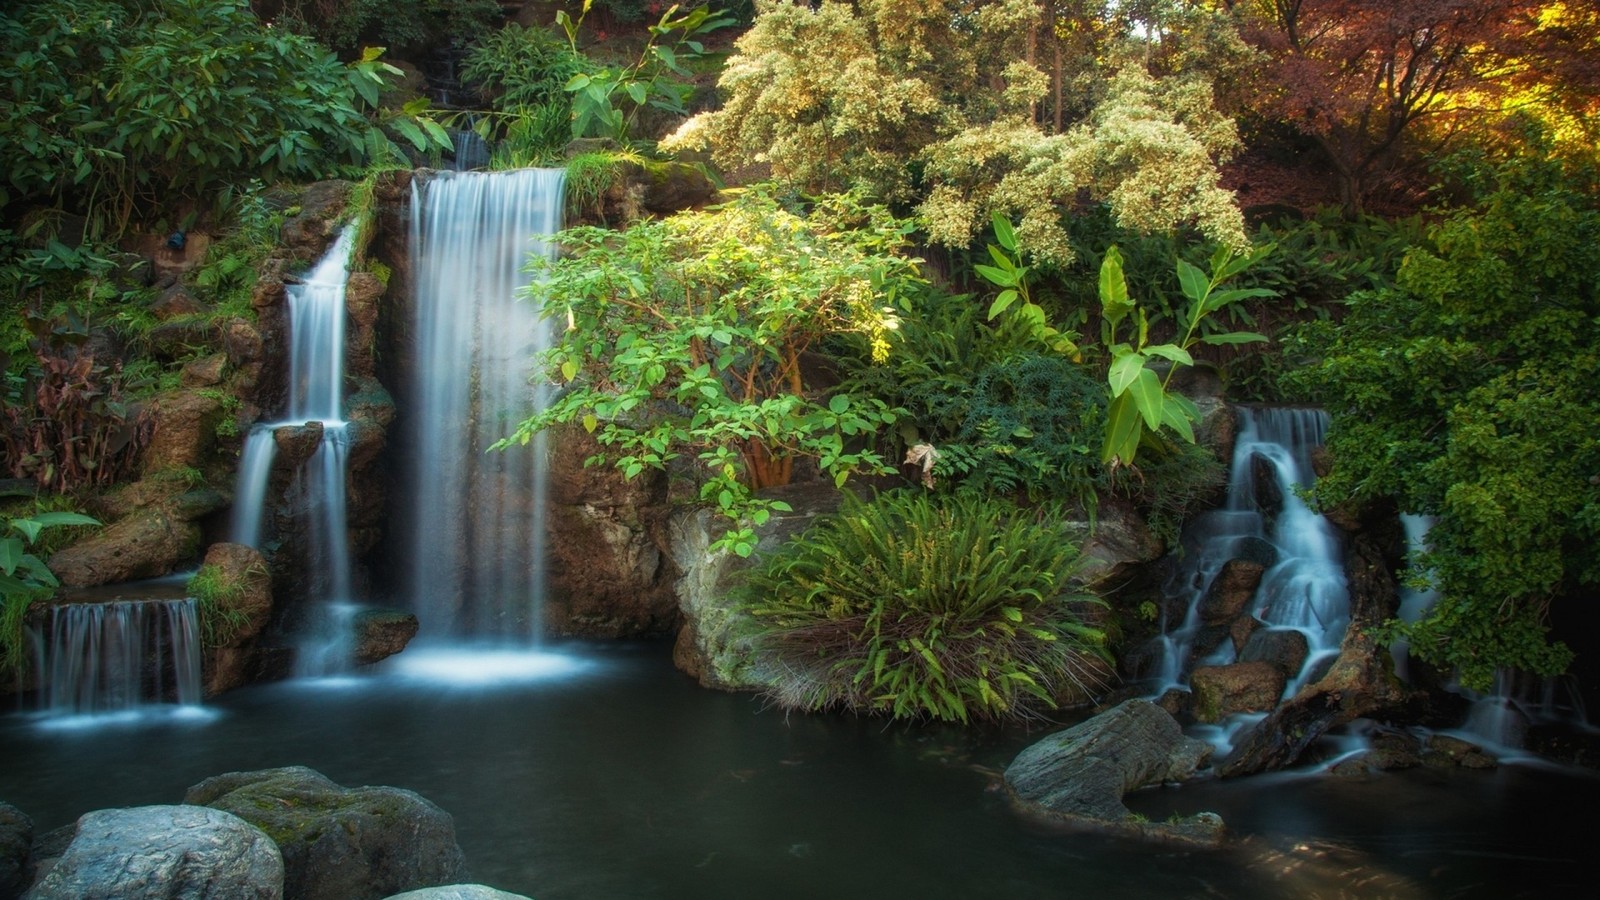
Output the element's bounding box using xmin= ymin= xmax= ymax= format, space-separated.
xmin=405 ymin=168 xmax=565 ymax=643
xmin=27 ymin=598 xmax=204 ymax=724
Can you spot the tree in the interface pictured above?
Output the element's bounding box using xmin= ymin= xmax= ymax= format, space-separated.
xmin=664 ymin=0 xmax=1250 ymax=264
xmin=1284 ymin=152 xmax=1599 ymax=689
xmin=1222 ymin=0 xmax=1576 ymax=213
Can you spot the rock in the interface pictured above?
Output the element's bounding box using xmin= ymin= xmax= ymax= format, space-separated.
xmin=1228 ymin=615 xmax=1260 ymax=653
xmin=1424 ymin=734 xmax=1497 ymax=769
xmin=670 ymin=482 xmax=844 ymax=690
xmin=1219 ymin=535 xmax=1409 ymax=776
xmin=24 ymin=805 xmax=282 ymax=900
xmin=150 ymin=283 xmax=204 ymax=320
xmin=1153 ymin=687 xmax=1192 ymax=720
xmin=47 ymin=509 xmax=201 ymax=587
xmin=1198 ymin=558 xmax=1266 ymax=624
xmin=180 ymin=354 xmax=229 ymax=388
xmin=543 ymin=426 xmax=678 ymax=638
xmin=186 ymin=767 xmax=465 ymax=900
xmin=344 ymin=273 xmax=384 ymax=380
xmin=273 ymin=422 xmax=325 ymax=469
xmin=141 ymin=390 xmax=225 ymax=475
xmin=1190 ymin=662 xmax=1285 ymax=722
xmin=130 ymin=231 xmax=214 ymax=280
xmin=1004 ymin=700 xmax=1221 ymax=846
xmin=1075 ymin=494 xmax=1166 ymax=589
xmin=197 ymin=543 xmax=274 ymax=696
xmin=382 ymin=888 xmax=532 ymax=900
xmin=280 ymin=182 xmax=352 ymax=259
xmin=144 ymin=321 xmax=220 ymax=362
xmin=1238 ymin=627 xmax=1310 ymax=676
xmin=1249 ymin=452 xmax=1283 ymax=515
xmin=351 ymin=609 xmax=420 ymax=666
xmin=0 ymin=802 xmax=32 ymax=900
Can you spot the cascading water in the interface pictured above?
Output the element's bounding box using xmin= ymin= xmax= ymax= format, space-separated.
xmin=229 ymin=226 xmax=359 ymax=676
xmin=1152 ymin=407 xmax=1349 ymax=748
xmin=30 ymin=599 xmax=203 ymax=720
xmin=405 ymin=168 xmax=565 ymax=645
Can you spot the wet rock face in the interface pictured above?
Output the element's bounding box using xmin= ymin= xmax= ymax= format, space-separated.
xmin=198 ymin=543 xmax=274 ymax=697
xmin=1004 ymin=699 xmax=1222 ymax=846
xmin=185 ymin=766 xmax=465 ymax=900
xmin=350 ymin=609 xmax=420 ymax=666
xmin=24 ymin=805 xmax=283 ymax=900
xmin=1238 ymin=627 xmax=1310 ymax=676
xmin=1198 ymin=558 xmax=1266 ymax=624
xmin=141 ymin=390 xmax=225 ymax=475
xmin=1191 ymin=662 xmax=1286 ymax=722
xmin=46 ymin=509 xmax=201 ymax=588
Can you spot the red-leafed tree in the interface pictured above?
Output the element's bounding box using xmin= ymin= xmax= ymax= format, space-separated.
xmin=1225 ymin=0 xmax=1550 ymax=212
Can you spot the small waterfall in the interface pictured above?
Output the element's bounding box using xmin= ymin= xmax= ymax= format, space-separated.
xmin=228 ymin=226 xmax=359 ymax=676
xmin=406 ymin=168 xmax=565 ymax=643
xmin=32 ymin=600 xmax=203 ymax=717
xmin=1154 ymin=408 xmax=1349 ymax=705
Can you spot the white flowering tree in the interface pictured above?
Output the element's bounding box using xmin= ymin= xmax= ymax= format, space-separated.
xmin=664 ymin=0 xmax=1252 ymax=265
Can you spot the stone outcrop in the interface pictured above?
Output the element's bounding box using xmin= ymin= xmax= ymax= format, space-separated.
xmin=1190 ymin=661 xmax=1286 ymax=722
xmin=140 ymin=389 xmax=225 ymax=475
xmin=351 ymin=609 xmax=420 ymax=666
xmin=543 ymin=427 xmax=678 ymax=638
xmin=1004 ymin=699 xmax=1222 ymax=845
xmin=1198 ymin=558 xmax=1266 ymax=624
xmin=1238 ymin=627 xmax=1310 ymax=676
xmin=185 ymin=767 xmax=465 ymax=900
xmin=197 ymin=543 xmax=275 ymax=696
xmin=0 ymin=802 xmax=32 ymax=900
xmin=1074 ymin=494 xmax=1166 ymax=589
xmin=669 ymin=482 xmax=842 ymax=690
xmin=47 ymin=507 xmax=201 ymax=587
xmin=24 ymin=806 xmax=283 ymax=900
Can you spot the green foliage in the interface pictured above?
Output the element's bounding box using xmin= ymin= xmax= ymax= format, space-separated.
xmin=0 ymin=0 xmax=433 ymax=235
xmin=186 ymin=562 xmax=254 ymax=647
xmin=1 ymin=509 xmax=99 ymax=672
xmin=1098 ymin=243 xmax=1273 ymax=465
xmin=458 ymin=22 xmax=591 ymax=167
xmin=270 ymin=0 xmax=503 ymax=54
xmin=1285 ymin=156 xmax=1599 ymax=690
xmin=743 ymin=490 xmax=1109 ymax=724
xmin=500 ymin=187 xmax=919 ymax=556
xmin=977 ymin=213 xmax=1079 ymax=358
xmin=559 ymin=1 xmax=734 ymax=143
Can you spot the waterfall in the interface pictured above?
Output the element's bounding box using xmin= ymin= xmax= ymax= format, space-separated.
xmin=406 ymin=168 xmax=565 ymax=642
xmin=1154 ymin=407 xmax=1350 ymax=701
xmin=228 ymin=226 xmax=359 ymax=676
xmin=32 ymin=599 xmax=203 ymax=718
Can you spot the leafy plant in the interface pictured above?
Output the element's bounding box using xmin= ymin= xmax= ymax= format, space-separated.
xmin=1098 ymin=243 xmax=1274 ymax=465
xmin=978 ymin=213 xmax=1081 ymax=358
xmin=186 ymin=562 xmax=255 ymax=647
xmin=501 ymin=187 xmax=919 ymax=556
xmin=743 ymin=490 xmax=1109 ymax=724
xmin=1 ymin=510 xmax=100 ymax=673
xmin=558 ymin=1 xmax=734 ymax=142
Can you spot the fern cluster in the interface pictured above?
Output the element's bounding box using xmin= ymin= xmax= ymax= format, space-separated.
xmin=743 ymin=491 xmax=1109 ymax=724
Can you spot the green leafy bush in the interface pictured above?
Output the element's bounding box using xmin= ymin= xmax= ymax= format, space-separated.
xmin=1 ymin=509 xmax=99 ymax=672
xmin=743 ymin=491 xmax=1109 ymax=724
xmin=504 ymin=188 xmax=918 ymax=556
xmin=1285 ymin=153 xmax=1599 ymax=689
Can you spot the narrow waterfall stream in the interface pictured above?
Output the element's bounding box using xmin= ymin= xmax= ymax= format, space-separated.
xmin=229 ymin=226 xmax=359 ymax=675
xmin=29 ymin=598 xmax=204 ymax=722
xmin=1153 ymin=407 xmax=1350 ymax=751
xmin=404 ymin=168 xmax=565 ymax=646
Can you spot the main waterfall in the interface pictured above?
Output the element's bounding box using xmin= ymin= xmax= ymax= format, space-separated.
xmin=405 ymin=168 xmax=566 ymax=642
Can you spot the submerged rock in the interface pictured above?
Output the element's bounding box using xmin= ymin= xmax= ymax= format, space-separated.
xmin=1004 ymin=699 xmax=1222 ymax=846
xmin=24 ymin=805 xmax=282 ymax=900
xmin=185 ymin=766 xmax=464 ymax=900
xmin=382 ymin=887 xmax=532 ymax=900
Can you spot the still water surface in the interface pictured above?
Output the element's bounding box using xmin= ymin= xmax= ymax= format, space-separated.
xmin=1 ymin=641 xmax=1592 ymax=899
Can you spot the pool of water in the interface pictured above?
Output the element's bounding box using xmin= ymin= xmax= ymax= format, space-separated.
xmin=1 ymin=640 xmax=1593 ymax=899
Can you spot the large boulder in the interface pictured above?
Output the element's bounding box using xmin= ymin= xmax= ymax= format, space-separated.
xmin=141 ymin=390 xmax=225 ymax=475
xmin=351 ymin=609 xmax=420 ymax=666
xmin=1238 ymin=627 xmax=1310 ymax=676
xmin=47 ymin=508 xmax=201 ymax=587
xmin=1190 ymin=662 xmax=1286 ymax=722
xmin=1074 ymin=494 xmax=1166 ymax=589
xmin=23 ymin=805 xmax=282 ymax=900
xmin=0 ymin=802 xmax=31 ymax=900
xmin=669 ymin=482 xmax=840 ymax=690
xmin=1198 ymin=558 xmax=1266 ymax=624
xmin=1004 ymin=699 xmax=1222 ymax=845
xmin=185 ymin=767 xmax=465 ymax=900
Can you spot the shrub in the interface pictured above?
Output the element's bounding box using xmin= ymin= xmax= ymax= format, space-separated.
xmin=186 ymin=562 xmax=254 ymax=647
xmin=742 ymin=491 xmax=1110 ymax=724
xmin=1 ymin=509 xmax=100 ymax=673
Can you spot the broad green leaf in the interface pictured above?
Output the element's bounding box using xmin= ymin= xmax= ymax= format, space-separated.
xmin=1204 ymin=287 xmax=1277 ymax=312
xmin=1160 ymin=398 xmax=1196 ymax=443
xmin=973 ymin=263 xmax=1015 ymax=288
xmin=990 ymin=212 xmax=1018 ymax=252
xmin=1102 ymin=394 xmax=1143 ymax=464
xmin=560 ymin=359 xmax=579 ymax=381
xmin=1198 ymin=331 xmax=1269 ymax=345
xmin=986 ymin=289 xmax=1018 ymax=320
xmin=27 ymin=512 xmax=99 ymax=528
xmin=1107 ymin=352 xmax=1145 ymax=397
xmin=1129 ymin=368 xmax=1165 ymax=430
xmin=1143 ymin=344 xmax=1193 ymax=366
xmin=391 ymin=117 xmax=427 ymax=151
xmin=582 ymin=414 xmax=598 ymax=433
xmin=0 ymin=537 xmax=21 ymax=576
xmin=1098 ymin=246 xmax=1132 ymax=328
xmin=828 ymin=394 xmax=849 ymax=414
xmin=0 ymin=572 xmax=32 ymax=596
xmin=1176 ymin=258 xmax=1210 ymax=304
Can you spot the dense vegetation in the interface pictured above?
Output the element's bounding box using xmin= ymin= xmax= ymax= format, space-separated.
xmin=4 ymin=0 xmax=1597 ymax=710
